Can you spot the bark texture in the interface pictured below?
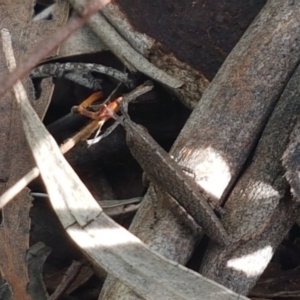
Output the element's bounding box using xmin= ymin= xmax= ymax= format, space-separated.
xmin=200 ymin=62 xmax=300 ymax=295
xmin=100 ymin=0 xmax=300 ymax=298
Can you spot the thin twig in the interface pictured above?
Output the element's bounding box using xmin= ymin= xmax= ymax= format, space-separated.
xmin=91 ymin=80 xmax=153 ymax=111
xmin=31 ymin=62 xmax=134 ymax=88
xmin=30 ymin=192 xmax=142 ymax=208
xmin=0 ymin=168 xmax=40 ymax=208
xmin=60 ymin=118 xmax=106 ymax=153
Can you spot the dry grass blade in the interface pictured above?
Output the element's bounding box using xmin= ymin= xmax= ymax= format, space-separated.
xmin=0 ymin=168 xmax=39 ymax=209
xmin=2 ymin=27 xmax=247 ymax=300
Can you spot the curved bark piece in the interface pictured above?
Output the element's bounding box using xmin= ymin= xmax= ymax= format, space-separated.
xmin=100 ymin=1 xmax=300 ymax=298
xmin=200 ymin=61 xmax=300 ymax=295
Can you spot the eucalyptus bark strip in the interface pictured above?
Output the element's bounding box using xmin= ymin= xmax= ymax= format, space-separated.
xmin=100 ymin=1 xmax=300 ymax=298
xmin=200 ymin=61 xmax=300 ymax=295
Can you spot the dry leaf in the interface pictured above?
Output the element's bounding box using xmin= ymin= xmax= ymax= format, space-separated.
xmin=0 ymin=2 xmax=68 ymax=299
